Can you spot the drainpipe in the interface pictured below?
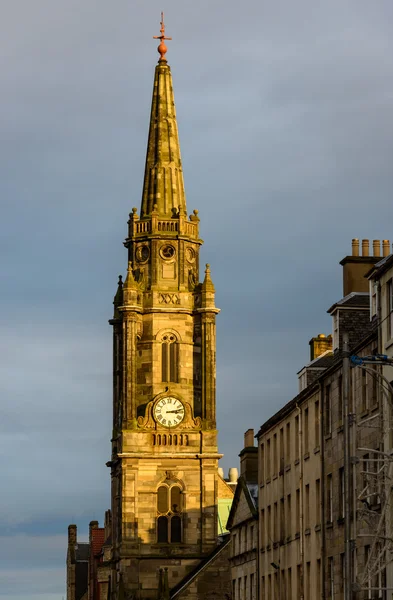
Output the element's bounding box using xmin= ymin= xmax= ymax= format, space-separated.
xmin=320 ymin=383 xmax=326 ymax=599
xmin=296 ymin=403 xmax=304 ymax=600
xmin=343 ymin=332 xmax=352 ymax=599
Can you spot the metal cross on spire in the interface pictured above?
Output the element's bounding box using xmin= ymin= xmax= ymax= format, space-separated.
xmin=153 ymin=12 xmax=172 ymax=61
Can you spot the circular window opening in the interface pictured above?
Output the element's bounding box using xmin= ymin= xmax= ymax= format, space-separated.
xmin=185 ymin=247 xmax=196 ymax=263
xmin=160 ymin=245 xmax=176 ymax=260
xmin=136 ymin=245 xmax=150 ymax=263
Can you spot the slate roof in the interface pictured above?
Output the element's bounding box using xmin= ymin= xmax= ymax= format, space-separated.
xmin=297 ymin=350 xmax=334 ymax=375
xmin=75 ymin=543 xmax=90 ymax=561
xmin=247 ymin=483 xmax=258 ymax=509
xmin=367 ymin=253 xmax=393 ymax=279
xmin=226 ymin=476 xmax=258 ymax=531
xmin=328 ymin=292 xmax=369 ymax=313
xmin=170 ymin=535 xmax=231 ymax=599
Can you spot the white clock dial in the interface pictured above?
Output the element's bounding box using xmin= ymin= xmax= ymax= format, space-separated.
xmin=154 ymin=397 xmax=185 ymax=428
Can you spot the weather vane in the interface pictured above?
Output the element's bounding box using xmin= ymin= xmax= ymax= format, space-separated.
xmin=153 ymin=12 xmax=172 ymax=61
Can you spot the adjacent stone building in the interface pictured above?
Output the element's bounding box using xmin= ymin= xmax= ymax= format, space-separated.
xmin=227 ymin=430 xmax=258 ymax=600
xmin=67 ymin=524 xmax=89 ymax=600
xmin=257 ymin=366 xmax=324 ymax=599
xmin=255 ymin=239 xmax=392 ymax=599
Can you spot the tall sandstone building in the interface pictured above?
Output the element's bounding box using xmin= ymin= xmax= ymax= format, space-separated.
xmin=103 ymin=19 xmax=230 ymax=600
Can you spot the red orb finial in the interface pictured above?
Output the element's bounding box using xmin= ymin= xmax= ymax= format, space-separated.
xmin=153 ymin=12 xmax=172 ymax=62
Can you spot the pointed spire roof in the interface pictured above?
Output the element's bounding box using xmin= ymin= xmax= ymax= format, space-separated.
xmin=113 ymin=275 xmax=123 ymax=319
xmin=202 ymin=264 xmax=215 ymax=292
xmin=140 ymin=17 xmax=186 ymax=217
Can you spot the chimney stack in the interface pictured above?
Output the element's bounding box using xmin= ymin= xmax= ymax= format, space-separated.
xmin=89 ymin=520 xmax=99 ymax=545
xmin=309 ymin=334 xmax=332 ymax=361
xmin=340 ymin=238 xmax=384 ymax=296
xmin=239 ymin=429 xmax=258 ymax=484
xmin=68 ymin=524 xmax=77 ymax=547
xmin=104 ymin=510 xmax=112 ymax=541
xmin=383 ymin=240 xmax=390 ymax=257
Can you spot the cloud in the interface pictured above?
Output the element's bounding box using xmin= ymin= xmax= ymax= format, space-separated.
xmin=2 ymin=0 xmax=393 ymax=596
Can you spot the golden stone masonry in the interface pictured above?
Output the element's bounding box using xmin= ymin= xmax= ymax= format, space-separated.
xmin=66 ymin=15 xmax=233 ymax=600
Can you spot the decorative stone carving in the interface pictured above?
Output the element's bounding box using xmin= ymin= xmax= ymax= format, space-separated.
xmin=186 ymin=246 xmax=196 ymax=263
xmin=188 ymin=268 xmax=196 ymax=290
xmin=159 ymin=293 xmax=180 ymax=305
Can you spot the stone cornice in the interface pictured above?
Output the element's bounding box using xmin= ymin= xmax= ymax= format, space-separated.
xmin=117 ymin=452 xmax=223 ymax=459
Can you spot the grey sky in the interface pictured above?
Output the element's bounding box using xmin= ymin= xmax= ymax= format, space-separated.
xmin=1 ymin=1 xmax=393 ymax=597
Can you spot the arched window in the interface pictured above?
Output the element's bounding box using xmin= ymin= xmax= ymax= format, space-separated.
xmin=156 ymin=483 xmax=183 ymax=544
xmin=161 ymin=333 xmax=178 ymax=383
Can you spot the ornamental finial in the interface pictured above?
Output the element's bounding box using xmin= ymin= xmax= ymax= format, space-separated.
xmin=153 ymin=12 xmax=172 ymax=62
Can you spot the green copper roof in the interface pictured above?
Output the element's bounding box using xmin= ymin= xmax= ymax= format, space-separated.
xmin=218 ymin=498 xmax=232 ymax=535
xmin=140 ymin=61 xmax=186 ymax=217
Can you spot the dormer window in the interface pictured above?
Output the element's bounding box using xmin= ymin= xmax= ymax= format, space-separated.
xmin=332 ymin=312 xmax=339 ymax=351
xmin=371 ymin=281 xmax=378 ymax=319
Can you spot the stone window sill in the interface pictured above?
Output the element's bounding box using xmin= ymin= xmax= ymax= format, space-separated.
xmin=337 ymin=516 xmax=345 ymax=525
xmin=304 ymin=452 xmax=310 ymax=461
xmin=337 ymin=424 xmax=344 ymax=434
xmin=326 ymin=520 xmax=333 ymax=529
xmin=294 ymin=458 xmax=300 ymax=466
xmin=314 ymin=446 xmax=320 ymax=455
xmin=305 ymin=528 xmax=311 ymax=536
xmin=385 ymin=338 xmax=393 ymax=351
xmin=285 ymin=464 xmax=291 ymax=472
xmin=295 ymin=532 xmax=300 ymax=540
xmin=324 ymin=433 xmax=332 ymax=441
xmin=315 ymin=524 xmax=321 ymax=532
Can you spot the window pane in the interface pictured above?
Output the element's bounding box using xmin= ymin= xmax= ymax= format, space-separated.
xmin=157 ymin=516 xmax=168 ymax=543
xmin=171 ymin=516 xmax=182 ymax=543
xmin=162 ymin=343 xmax=168 ymax=382
xmin=170 ymin=342 xmax=178 ymax=383
xmin=171 ymin=486 xmax=181 ymax=513
xmin=157 ymin=486 xmax=168 ymax=514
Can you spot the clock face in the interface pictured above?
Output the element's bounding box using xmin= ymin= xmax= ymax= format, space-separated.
xmin=154 ymin=397 xmax=185 ymax=428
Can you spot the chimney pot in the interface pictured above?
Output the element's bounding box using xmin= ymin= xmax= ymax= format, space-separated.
xmin=383 ymin=240 xmax=390 ymax=257
xmin=228 ymin=468 xmax=239 ymax=483
xmin=352 ymin=238 xmax=359 ymax=256
xmin=362 ymin=239 xmax=370 ymax=257
xmin=373 ymin=240 xmax=381 ymax=257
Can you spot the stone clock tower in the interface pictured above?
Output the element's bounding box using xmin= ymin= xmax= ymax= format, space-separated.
xmin=107 ymin=17 xmax=221 ymax=600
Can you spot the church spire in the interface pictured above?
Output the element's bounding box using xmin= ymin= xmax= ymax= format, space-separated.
xmin=140 ymin=15 xmax=186 ymax=218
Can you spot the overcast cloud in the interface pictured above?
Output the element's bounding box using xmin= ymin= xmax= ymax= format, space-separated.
xmin=1 ymin=1 xmax=393 ymax=597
